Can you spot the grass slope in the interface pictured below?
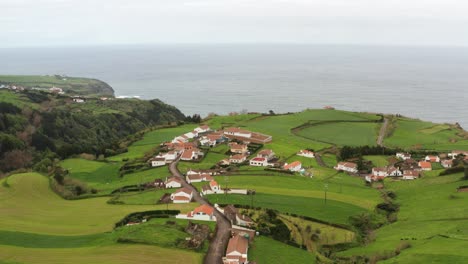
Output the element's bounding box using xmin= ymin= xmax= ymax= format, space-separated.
xmin=297 ymin=122 xmax=380 ymax=146
xmin=338 ymin=173 xmax=468 ymax=263
xmin=249 ymin=236 xmax=316 ymax=263
xmin=0 ymin=173 xmax=196 ymax=235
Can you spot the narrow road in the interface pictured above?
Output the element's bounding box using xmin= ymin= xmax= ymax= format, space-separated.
xmin=377 ymin=117 xmax=389 ymax=147
xmin=315 ymin=153 xmax=327 ymax=167
xmin=169 ymin=160 xmax=232 ymax=264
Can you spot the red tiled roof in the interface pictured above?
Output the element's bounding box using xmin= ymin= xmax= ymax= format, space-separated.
xmin=230 ymin=154 xmax=247 ymax=160
xmin=338 ymin=162 xmax=357 ymax=169
xmin=419 ymin=161 xmax=432 ymax=169
xmin=193 ymin=204 xmax=214 ymax=215
xmin=226 ymin=235 xmax=249 ymax=255
xmin=258 ymin=149 xmax=273 ymax=155
xmin=175 ymin=187 xmax=192 ymax=195
xmin=210 ymin=180 xmax=219 ymax=187
xmin=251 ymin=157 xmax=266 ymax=162
xmin=284 ymin=161 xmax=301 ymax=170
xmin=173 ymin=196 xmax=191 ymax=201
xmin=167 ymin=177 xmax=182 ymax=183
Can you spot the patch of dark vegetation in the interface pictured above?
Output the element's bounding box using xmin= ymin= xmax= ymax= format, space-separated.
xmin=114 ymin=210 xmax=180 ymax=228
xmin=0 ymin=89 xmax=187 ymax=173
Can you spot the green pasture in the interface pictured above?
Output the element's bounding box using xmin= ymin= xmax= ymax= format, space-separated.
xmin=61 ymin=159 xmax=171 ymax=194
xmin=364 ymin=155 xmax=390 ymax=167
xmin=296 ymin=121 xmax=380 ymax=146
xmin=338 ymin=172 xmax=468 ymax=262
xmin=0 ymin=173 xmax=196 ymax=235
xmin=249 ymin=236 xmax=316 ymax=263
xmin=384 ymin=118 xmax=468 ymax=150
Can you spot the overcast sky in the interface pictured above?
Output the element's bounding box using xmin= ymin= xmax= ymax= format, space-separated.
xmin=1 ymin=0 xmax=468 ymax=47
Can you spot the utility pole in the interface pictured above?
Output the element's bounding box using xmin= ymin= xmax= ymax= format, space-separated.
xmin=324 ymin=183 xmax=328 ymax=205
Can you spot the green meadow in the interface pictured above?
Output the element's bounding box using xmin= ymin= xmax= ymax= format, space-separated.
xmin=2 ymin=108 xmax=467 ymax=263
xmin=384 ymin=118 xmax=468 ymax=150
xmin=0 ymin=173 xmax=203 ymax=264
xmin=338 ymin=172 xmax=468 ymax=263
xmin=249 ymin=236 xmax=316 ymax=263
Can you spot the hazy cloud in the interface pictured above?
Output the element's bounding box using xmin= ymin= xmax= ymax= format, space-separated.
xmin=0 ymin=0 xmax=467 ymax=47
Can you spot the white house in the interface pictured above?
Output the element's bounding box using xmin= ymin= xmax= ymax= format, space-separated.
xmin=176 ymin=204 xmax=216 ymax=221
xmin=418 ymin=161 xmax=432 ymax=171
xmin=396 ymin=152 xmax=411 ymax=160
xmin=194 ymin=125 xmax=211 ymax=134
xmin=165 ymin=177 xmax=182 ymax=188
xmin=425 ymin=155 xmax=440 ymax=163
xmin=170 ymin=188 xmax=193 ymax=203
xmin=387 ymin=166 xmax=403 ymax=177
xmin=186 ymin=173 xmax=213 ymax=184
xmin=199 ymin=136 xmax=217 ymax=147
xmin=257 ymin=149 xmax=275 ymax=160
xmin=403 ymin=170 xmax=419 ymax=180
xmin=223 ymin=235 xmax=249 ymax=264
xmin=441 ymin=159 xmax=453 ymax=168
xmin=184 ymin=131 xmax=198 ymax=139
xmin=249 ymin=157 xmax=268 ymax=167
xmin=334 ymin=162 xmax=358 ymax=173
xmin=201 ymin=180 xmax=222 ymax=195
xmin=230 ymin=154 xmax=248 ymax=164
xmin=172 ymin=135 xmax=189 ymax=144
xmin=297 ymin=149 xmax=315 ymax=158
xmin=224 ymin=127 xmax=252 ymax=138
xmin=181 ymin=148 xmax=204 ymax=161
xmin=283 ymin=161 xmax=302 ymax=172
xmin=150 ymin=157 xmax=166 ymax=167
xmin=448 ymin=151 xmax=468 ymax=159
xmin=372 ymin=167 xmax=388 ymax=177
xmin=229 ymin=143 xmax=248 ymax=154
xmin=156 ymin=151 xmax=178 ymax=163
xmin=73 ymin=98 xmax=85 ymax=103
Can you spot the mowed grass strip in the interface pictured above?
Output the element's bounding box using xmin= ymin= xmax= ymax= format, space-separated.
xmin=207 ymin=192 xmax=367 ymax=225
xmin=213 ymin=175 xmax=380 ymax=209
xmin=0 ymin=244 xmax=203 ymax=264
xmin=0 ymin=173 xmax=196 ymax=235
xmin=249 ymin=236 xmax=316 ymax=263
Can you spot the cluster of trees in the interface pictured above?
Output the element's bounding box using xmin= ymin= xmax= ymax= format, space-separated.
xmin=0 ymin=90 xmax=186 ymax=173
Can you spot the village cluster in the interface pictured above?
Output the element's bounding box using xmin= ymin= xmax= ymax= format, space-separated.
xmin=333 ymin=150 xmax=468 ymax=183
xmin=148 ymin=125 xmax=320 ymax=205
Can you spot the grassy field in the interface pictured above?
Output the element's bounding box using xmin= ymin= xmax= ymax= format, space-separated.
xmin=279 ymin=214 xmax=355 ymax=249
xmin=338 ymin=172 xmax=468 ymax=262
xmin=0 ymin=173 xmax=204 ymax=263
xmin=296 ymin=121 xmax=380 ymax=146
xmin=364 ymin=155 xmax=390 ymax=167
xmin=60 ymin=159 xmax=172 ymax=194
xmin=384 ymin=118 xmax=468 ymax=150
xmin=249 ymin=236 xmax=316 ymax=263
xmin=108 ymin=124 xmax=197 ymax=162
xmin=111 ymin=189 xmax=175 ymax=205
xmin=0 ymin=173 xmax=195 ymax=235
xmin=0 ymin=244 xmax=203 ymax=264
xmin=205 ymin=109 xmax=381 ymax=160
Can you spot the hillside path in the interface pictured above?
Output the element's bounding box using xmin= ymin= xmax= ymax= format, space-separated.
xmin=315 ymin=153 xmax=327 ymax=167
xmin=377 ymin=117 xmax=389 ymax=147
xmin=169 ymin=160 xmax=231 ymax=264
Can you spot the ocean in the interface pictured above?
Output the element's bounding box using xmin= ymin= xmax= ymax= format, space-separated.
xmin=1 ymin=44 xmax=467 ymax=128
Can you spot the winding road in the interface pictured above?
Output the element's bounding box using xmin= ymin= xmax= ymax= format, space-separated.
xmin=169 ymin=160 xmax=232 ymax=264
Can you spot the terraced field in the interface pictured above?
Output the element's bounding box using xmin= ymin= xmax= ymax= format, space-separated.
xmin=0 ymin=173 xmax=202 ymax=263
xmin=384 ymin=118 xmax=468 ymax=151
xmin=338 ymin=172 xmax=468 ymax=263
